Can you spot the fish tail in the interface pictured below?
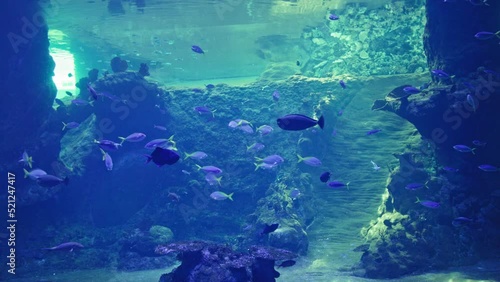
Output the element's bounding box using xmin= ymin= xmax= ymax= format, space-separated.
xmin=415 ymin=197 xmax=420 ymax=204
xmin=195 ymin=164 xmax=201 ymax=170
xmin=184 ymin=152 xmax=191 ymax=160
xmin=23 ymin=168 xmax=29 ymax=178
xmin=254 ymin=157 xmax=262 ymax=162
xmin=297 ymin=154 xmax=303 ymax=163
xmin=62 ymin=122 xmax=67 ymax=131
xmin=346 ymin=182 xmax=351 ymax=190
xmin=118 ymin=137 xmax=125 ymax=145
xmin=28 ymin=156 xmax=33 ymax=168
xmin=496 ymin=30 xmax=500 ymax=38
xmin=317 ymin=115 xmax=325 ymax=129
xmin=63 ymin=177 xmax=69 ymax=186
xmin=254 ymin=163 xmax=260 ymax=171
xmin=217 ymin=176 xmax=222 ymax=186
xmin=227 ymin=192 xmax=234 ymax=201
xmin=471 ymin=148 xmax=476 ymax=155
xmin=425 ymin=180 xmax=429 ymax=189
xmin=211 ymin=109 xmax=216 ymax=118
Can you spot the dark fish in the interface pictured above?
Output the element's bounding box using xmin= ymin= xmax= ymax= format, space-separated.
xmin=415 ymin=197 xmax=440 ymax=208
xmin=320 ymin=172 xmax=331 ymax=183
xmin=339 ymin=80 xmax=346 ymax=89
xmin=261 ymin=223 xmax=279 ymax=235
xmin=277 ymin=114 xmax=324 ymax=131
xmin=67 ymin=73 xmax=73 ymax=77
xmin=478 ymin=165 xmax=499 ymax=172
xmin=191 ymin=45 xmax=205 ymax=54
xmin=431 ymin=69 xmax=450 ymax=79
xmin=443 ymin=166 xmax=459 ymax=172
xmin=71 ymin=98 xmax=91 ymax=106
xmin=366 ymin=129 xmax=382 ymax=135
xmin=277 ymin=260 xmax=296 ymax=268
xmin=94 ymin=139 xmax=121 ymax=151
xmin=453 ymin=145 xmax=475 ymax=154
xmin=405 ymin=182 xmax=428 ymax=190
xmin=43 ymin=242 xmax=83 ymax=251
xmin=452 ymin=217 xmax=473 ymax=227
xmin=146 ymin=147 xmax=180 ymax=167
xmin=403 ymin=86 xmax=421 ymax=95
xmin=65 ymin=91 xmax=73 ymax=96
xmin=296 ymin=60 xmax=301 ymax=66
xmin=327 ymin=181 xmax=349 ymax=188
xmin=54 ymin=98 xmax=65 ymax=107
xmin=329 ymin=14 xmax=339 ymax=20
xmin=87 ymin=83 xmax=99 ymax=100
xmin=36 ymin=174 xmax=69 ymax=187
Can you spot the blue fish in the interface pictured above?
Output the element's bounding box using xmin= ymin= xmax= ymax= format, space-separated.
xmin=329 ymin=14 xmax=339 ymax=20
xmin=191 ymin=45 xmax=205 ymax=54
xmin=366 ymin=129 xmax=382 ymax=135
xmin=339 ymin=80 xmax=346 ymax=89
xmin=277 ymin=114 xmax=324 ymax=131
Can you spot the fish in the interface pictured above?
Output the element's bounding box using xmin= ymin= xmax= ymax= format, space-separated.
xmin=87 ymin=83 xmax=99 ymax=100
xmin=43 ymin=242 xmax=83 ymax=251
xmin=452 ymin=217 xmax=473 ymax=227
xmin=443 ymin=166 xmax=459 ymax=172
xmin=260 ymin=223 xmax=279 ymax=235
xmin=277 ymin=114 xmax=324 ymax=131
xmin=254 ymin=162 xmax=279 ymax=171
xmin=371 ymin=160 xmax=381 ymax=171
xmin=210 ymin=191 xmax=233 ymax=201
xmin=247 ymin=143 xmax=265 ymax=153
xmin=144 ymin=136 xmax=176 ymax=150
xmin=65 ymin=91 xmax=73 ymax=96
xmin=36 ymin=174 xmax=69 ymax=187
xmin=154 ymin=125 xmax=167 ymax=131
xmin=62 ymin=121 xmax=79 ymax=131
xmin=337 ymin=110 xmax=343 ymax=116
xmin=235 ymin=119 xmax=253 ymax=126
xmin=184 ymin=151 xmax=208 ymax=160
xmin=405 ymin=182 xmax=428 ymax=190
xmin=256 ymin=125 xmax=273 ymax=136
xmin=255 ymin=155 xmax=284 ymax=165
xmin=194 ymin=106 xmax=215 ymax=117
xmin=195 ymin=164 xmax=222 ymax=174
xmin=71 ymin=98 xmax=92 ymax=106
xmin=296 ymin=60 xmax=301 ymax=66
xmin=23 ymin=168 xmax=47 ymax=180
xmin=18 ymin=151 xmax=33 ymax=168
xmin=366 ymin=129 xmax=382 ymax=135
xmin=466 ymin=94 xmax=476 ymax=112
xmin=320 ymin=172 xmax=331 ymax=183
xmin=272 ymin=90 xmax=280 ymax=102
xmin=289 ymin=188 xmax=301 ymax=200
xmin=94 ymin=139 xmax=121 ymax=152
xmin=191 ymin=45 xmax=205 ymax=54
xmin=205 ymin=173 xmax=222 ymax=186
xmin=238 ymin=124 xmax=254 ymax=134
xmin=403 ymin=86 xmax=421 ymax=95
xmin=327 ymin=181 xmax=349 ymax=189
xmin=54 ymin=98 xmax=65 ymax=107
xmin=118 ymin=133 xmax=146 ymax=144
xmin=453 ymin=145 xmax=475 ymax=154
xmin=329 ymin=14 xmax=339 ymax=20
xmin=145 ymin=147 xmax=180 ymax=167
xmin=339 ymin=80 xmax=346 ymax=89
xmin=415 ymin=197 xmax=440 ymax=208
xmin=68 ymin=73 xmax=73 ymax=77
xmin=100 ymin=149 xmax=113 ymax=171
xmin=182 ymin=170 xmax=191 ymax=175
xmin=277 ymin=260 xmax=296 ymax=268
xmin=478 ymin=165 xmax=499 ymax=172
xmin=474 ymin=32 xmax=500 ymax=40
xmin=472 ymin=140 xmax=486 ymax=146
xmin=228 ymin=120 xmax=239 ymax=128
xmin=297 ymin=155 xmax=322 ymax=166
xmin=431 ymin=69 xmax=450 ymax=79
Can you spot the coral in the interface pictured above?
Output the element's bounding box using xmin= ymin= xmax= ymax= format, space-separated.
xmin=110 ymin=56 xmax=128 ymax=73
xmin=149 ymin=225 xmax=174 ymax=244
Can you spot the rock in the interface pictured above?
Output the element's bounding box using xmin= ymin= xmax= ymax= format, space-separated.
xmin=110 ymin=56 xmax=128 ymax=73
xmin=359 ymin=51 xmax=369 ymax=60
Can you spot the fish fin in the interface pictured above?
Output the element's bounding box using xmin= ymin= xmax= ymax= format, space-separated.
xmin=415 ymin=197 xmax=420 ymax=204
xmin=63 ymin=177 xmax=69 ymax=186
xmin=28 ymin=156 xmax=33 ymax=168
xmin=62 ymin=122 xmax=67 ymax=131
xmin=297 ymin=154 xmax=303 ymax=163
xmin=424 ymin=180 xmax=429 ymax=189
xmin=118 ymin=137 xmax=125 ymax=145
xmin=23 ymin=168 xmax=29 ymax=178
xmin=254 ymin=163 xmax=260 ymax=171
xmin=195 ymin=164 xmax=201 ymax=170
xmin=217 ymin=176 xmax=222 ymax=186
xmin=317 ymin=115 xmax=325 ymax=129
xmin=254 ymin=157 xmax=262 ymax=162
xmin=346 ymin=182 xmax=351 ymax=190
xmin=184 ymin=152 xmax=191 ymax=160
xmin=227 ymin=192 xmax=234 ymax=201
xmin=144 ymin=155 xmax=152 ymax=164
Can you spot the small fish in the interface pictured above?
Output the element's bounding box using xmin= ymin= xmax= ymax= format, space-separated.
xmin=405 ymin=182 xmax=428 ymax=190
xmin=320 ymin=172 xmax=331 ymax=183
xmin=145 ymin=147 xmax=180 ymax=167
xmin=366 ymin=129 xmax=382 ymax=135
xmin=210 ymin=191 xmax=233 ymax=201
xmin=260 ymin=223 xmax=279 ymax=235
xmin=443 ymin=166 xmax=459 ymax=172
xmin=23 ymin=168 xmax=47 ymax=180
xmin=466 ymin=94 xmax=476 ymax=112
xmin=327 ymin=181 xmax=350 ymax=189
xmin=255 ymin=154 xmax=284 ymax=165
xmin=36 ymin=174 xmax=69 ymax=187
xmin=277 ymin=114 xmax=324 ymax=131
xmin=205 ymin=173 xmax=222 ymax=186
xmin=67 ymin=73 xmax=73 ymax=77
xmin=289 ymin=188 xmax=301 ymax=200
xmin=87 ymin=83 xmax=99 ymax=100
xmin=339 ymin=80 xmax=346 ymax=89
xmin=235 ymin=119 xmax=253 ymax=126
xmin=238 ymin=125 xmax=254 ymax=134
xmin=337 ymin=110 xmax=343 ymax=116
xmin=191 ymin=45 xmax=205 ymax=54
xmin=247 ymin=143 xmax=265 ymax=153
xmin=194 ymin=106 xmax=215 ymax=117
xmin=403 ymin=86 xmax=421 ymax=95
xmin=478 ymin=164 xmax=499 ymax=172
xmin=296 ymin=60 xmax=301 ymax=66
xmin=254 ymin=162 xmax=279 ymax=171
xmin=181 ymin=170 xmax=191 ymax=175
xmin=297 ymin=155 xmax=322 ymax=167
xmin=94 ymin=139 xmax=121 ymax=151
xmin=43 ymin=242 xmax=83 ymax=251
xmin=154 ymin=125 xmax=167 ymax=131
xmin=415 ymin=197 xmax=440 ymax=208
xmin=62 ymin=121 xmax=79 ymax=131
xmin=467 ymin=0 xmax=489 ymax=6
xmin=452 ymin=217 xmax=473 ymax=227
xmin=472 ymin=140 xmax=486 ymax=147
xmin=184 ymin=151 xmax=208 ymax=160
xmin=256 ymin=125 xmax=273 ymax=136
xmin=65 ymin=91 xmax=73 ymax=96
xmin=144 ymin=136 xmax=175 ymax=149
xmin=329 ymin=14 xmax=339 ymax=20
xmin=100 ymin=148 xmax=113 ymax=171
xmin=474 ymin=31 xmax=500 ymax=40
xmin=371 ymin=160 xmax=381 ymax=171
xmin=118 ymin=133 xmax=146 ymax=144
xmin=54 ymin=98 xmax=65 ymax=107
xmin=431 ymin=69 xmax=450 ymax=79
xmin=453 ymin=145 xmax=475 ymax=154
xmin=277 ymin=260 xmax=296 ymax=268
xmin=272 ymin=90 xmax=280 ymax=102
xmin=71 ymin=98 xmax=91 ymax=106
xmin=18 ymin=151 xmax=33 ymax=168
xmin=195 ymin=164 xmax=223 ymax=174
